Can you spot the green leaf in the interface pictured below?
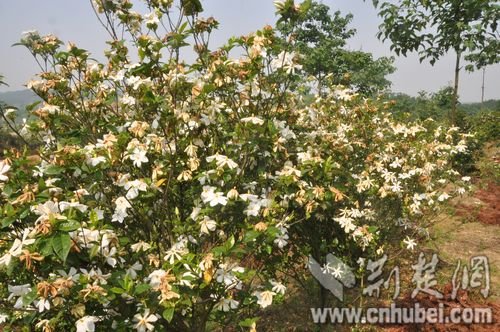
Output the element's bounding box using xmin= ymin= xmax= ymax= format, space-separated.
xmin=89 ymin=209 xmax=99 ymax=224
xmin=2 ymin=184 xmax=14 ymax=197
xmin=44 ymin=165 xmax=64 ymax=175
xmin=134 ymin=283 xmax=151 ymax=295
xmin=19 ymin=208 xmax=30 ymax=219
xmin=229 ymin=235 xmax=235 ymax=247
xmin=181 ymin=0 xmax=203 ymax=16
xmin=22 ymin=289 xmax=37 ymax=306
xmin=1 ymin=216 xmax=16 ymax=228
xmin=57 ymin=220 xmax=81 ymax=231
xmin=52 ymin=233 xmax=72 ymax=262
xmin=110 ymin=287 xmax=125 ymax=294
xmin=162 ymin=307 xmax=175 ymax=322
xmin=239 ymin=317 xmax=258 ymax=328
xmin=38 ymin=238 xmax=54 ymax=256
xmin=89 ymin=244 xmax=99 ymax=259
xmin=243 ymin=230 xmax=260 ymax=243
xmin=212 ymin=245 xmax=225 ymax=257
xmin=224 ymin=235 xmax=235 ymax=251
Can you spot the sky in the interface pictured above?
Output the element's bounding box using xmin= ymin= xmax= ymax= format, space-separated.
xmin=0 ymin=0 xmax=498 ymax=102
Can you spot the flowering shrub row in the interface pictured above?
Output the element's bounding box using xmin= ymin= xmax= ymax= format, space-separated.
xmin=0 ymin=1 xmax=471 ymax=331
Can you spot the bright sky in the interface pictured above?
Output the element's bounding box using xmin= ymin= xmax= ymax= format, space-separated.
xmin=0 ymin=0 xmax=498 ymax=102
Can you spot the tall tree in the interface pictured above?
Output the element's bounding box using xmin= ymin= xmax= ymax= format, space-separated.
xmin=276 ymin=1 xmax=395 ymax=95
xmin=370 ymin=0 xmax=499 ymax=125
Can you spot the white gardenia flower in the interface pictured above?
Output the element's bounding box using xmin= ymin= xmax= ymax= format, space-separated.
xmin=79 ymin=267 xmax=111 ymax=285
xmin=270 ymin=51 xmax=302 ymax=74
xmin=200 ymin=216 xmax=217 ymax=234
xmin=112 ymin=196 xmax=131 ymax=223
xmin=32 ymin=161 xmax=48 ymax=177
xmin=215 ymin=298 xmax=239 ymax=312
xmin=0 ymin=228 xmax=36 ymax=266
xmin=42 ymin=104 xmax=60 ymax=114
xmin=129 ymin=148 xmax=149 ymax=167
xmin=121 ymin=94 xmax=136 ymax=106
xmin=190 ymin=207 xmax=202 ymax=220
xmin=115 ymin=196 xmax=131 ymax=211
xmin=125 ymin=179 xmax=148 ymax=199
xmin=4 ymin=108 xmax=16 ymax=117
xmin=0 ymin=161 xmax=11 ymax=181
xmin=334 ymin=216 xmax=356 ymax=233
xmin=390 ymin=181 xmax=402 ymax=193
xmin=403 ymin=236 xmax=417 ymax=250
xmin=254 ymin=290 xmax=276 ymax=308
xmin=73 ymin=228 xmax=100 ymax=248
xmin=87 ymin=156 xmax=106 ymax=167
xmin=8 ymin=284 xmax=31 ymax=308
xmin=102 ymin=246 xmax=118 ymax=267
xmin=125 ymin=76 xmax=142 ymax=90
xmin=214 ymin=263 xmax=244 ymax=288
xmin=126 ymin=261 xmax=143 ymax=279
xmin=270 ymin=280 xmax=286 ymax=295
xmin=276 ymin=162 xmax=302 ymax=178
xmin=148 ymin=269 xmax=167 ymax=289
xmin=333 ymin=88 xmax=356 ymax=101
xmin=35 ymin=298 xmax=50 ymax=312
xmin=32 ymin=201 xmax=67 ymax=223
xmin=59 ymin=201 xmax=88 ymax=213
xmin=131 ymin=241 xmax=152 ymax=252
xmin=201 ymin=186 xmax=228 ymax=207
xmin=244 ymin=201 xmax=261 ymax=217
xmin=58 ymin=267 xmax=80 ymax=282
xmin=133 ymin=309 xmax=158 ymax=332
xmin=206 ymin=154 xmax=238 ymax=170
xmin=239 ymin=193 xmax=258 ymax=202
xmin=227 ymin=188 xmax=239 ymax=199
xmin=274 ymin=226 xmax=289 ymax=248
xmin=144 ymin=12 xmax=160 ymax=26
xmin=331 ymin=266 xmax=343 ymax=279
xmin=76 ymin=316 xmax=99 ymax=332
xmin=163 ymin=239 xmax=188 ymax=264
xmin=437 ymin=192 xmax=450 ymax=202
xmin=357 ymin=257 xmax=366 ymax=267
xmin=241 ymin=116 xmax=265 ymax=125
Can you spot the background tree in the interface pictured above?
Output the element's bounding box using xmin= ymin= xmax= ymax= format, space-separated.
xmin=370 ymin=0 xmax=499 ymax=125
xmin=0 ymin=74 xmax=7 ymax=87
xmin=277 ymin=1 xmax=395 ymax=95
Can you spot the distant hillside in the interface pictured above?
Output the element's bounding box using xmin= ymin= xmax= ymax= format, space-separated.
xmin=459 ymin=100 xmax=500 ymax=115
xmin=0 ymin=89 xmax=41 ymax=121
xmin=0 ymin=89 xmax=41 ymax=110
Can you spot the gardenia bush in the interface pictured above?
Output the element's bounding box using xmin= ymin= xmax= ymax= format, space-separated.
xmin=0 ymin=0 xmax=472 ymax=331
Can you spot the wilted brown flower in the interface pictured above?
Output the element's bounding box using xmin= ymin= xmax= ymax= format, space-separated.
xmin=79 ymin=284 xmax=107 ymax=300
xmin=37 ymin=281 xmax=57 ymax=298
xmin=20 ymin=250 xmax=44 ymax=270
xmin=254 ymin=222 xmax=268 ymax=232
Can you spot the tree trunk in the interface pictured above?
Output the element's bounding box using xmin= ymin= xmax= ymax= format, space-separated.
xmin=481 ymin=68 xmax=486 ymax=108
xmin=451 ymin=51 xmax=461 ymax=126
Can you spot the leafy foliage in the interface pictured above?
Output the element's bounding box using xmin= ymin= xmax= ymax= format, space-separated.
xmin=371 ymin=0 xmax=499 ymax=68
xmin=370 ymin=0 xmax=499 ymax=124
xmin=277 ymin=1 xmax=395 ymax=95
